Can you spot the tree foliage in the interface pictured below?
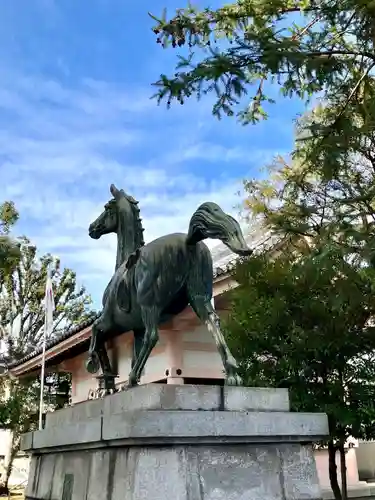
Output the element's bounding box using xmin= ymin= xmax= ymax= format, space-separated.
xmin=0 ymin=202 xmax=94 ymax=493
xmin=150 ymin=0 xmax=375 ymax=177
xmin=225 ymin=247 xmax=375 ymax=499
xmin=150 ymin=1 xmax=375 ymax=497
xmin=221 ymin=82 xmax=375 ymax=497
xmin=236 ymin=90 xmax=375 ymax=496
xmin=0 ymin=373 xmax=72 ymax=430
xmin=0 ymin=201 xmax=20 ymax=279
xmin=0 ymin=236 xmax=94 ymax=363
xmin=0 ymin=371 xmax=72 ymax=493
xmin=244 ymin=88 xmax=375 ymax=265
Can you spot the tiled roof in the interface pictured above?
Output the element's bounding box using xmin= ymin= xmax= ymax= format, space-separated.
xmin=9 ymin=226 xmax=282 ymax=370
xmin=212 ymin=224 xmax=281 ymax=277
xmin=7 ymin=313 xmax=100 ymax=369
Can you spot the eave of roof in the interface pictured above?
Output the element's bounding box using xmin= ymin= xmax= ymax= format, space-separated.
xmin=7 ymin=313 xmax=100 ymax=369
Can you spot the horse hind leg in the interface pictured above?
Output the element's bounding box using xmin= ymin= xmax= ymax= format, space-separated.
xmin=188 ymin=293 xmax=243 ymax=386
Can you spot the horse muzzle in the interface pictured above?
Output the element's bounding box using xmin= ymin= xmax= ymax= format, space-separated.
xmin=88 ymin=224 xmax=102 ymax=240
xmin=226 ymin=236 xmax=253 ymax=256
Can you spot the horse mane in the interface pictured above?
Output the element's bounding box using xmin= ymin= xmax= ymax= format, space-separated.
xmin=123 ymin=193 xmax=145 ymax=250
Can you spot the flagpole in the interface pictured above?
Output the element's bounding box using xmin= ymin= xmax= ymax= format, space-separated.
xmin=38 ymin=265 xmax=54 ymax=431
xmin=38 ymin=312 xmax=47 ymax=430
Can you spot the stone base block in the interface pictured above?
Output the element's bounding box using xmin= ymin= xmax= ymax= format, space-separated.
xmin=22 ymin=385 xmax=328 ymax=500
xmin=26 ymin=443 xmax=322 ymax=500
xmin=42 ymin=384 xmax=291 ymax=430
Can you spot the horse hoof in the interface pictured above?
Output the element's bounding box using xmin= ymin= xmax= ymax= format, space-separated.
xmin=126 ymin=377 xmax=139 ymax=389
xmin=86 ymin=354 xmax=100 ymax=374
xmin=226 ymin=374 xmax=243 ymax=386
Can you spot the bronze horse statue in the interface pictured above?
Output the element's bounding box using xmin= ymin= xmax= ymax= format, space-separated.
xmin=86 ymin=184 xmax=252 ymax=390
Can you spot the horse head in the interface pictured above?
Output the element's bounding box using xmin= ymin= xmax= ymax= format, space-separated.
xmin=89 ymin=184 xmax=145 ymax=271
xmin=89 ymin=184 xmax=143 ymax=240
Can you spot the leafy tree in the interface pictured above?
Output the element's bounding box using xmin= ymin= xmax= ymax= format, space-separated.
xmin=243 ymin=88 xmax=375 ymax=266
xmin=238 ymin=98 xmax=375 ymax=499
xmin=0 ymin=201 xmax=20 ymax=278
xmin=152 ymin=0 xmax=375 ymax=260
xmin=150 ymin=0 xmax=375 ymax=175
xmin=0 ymin=372 xmax=71 ymax=493
xmin=0 ymin=237 xmax=93 ymax=362
xmin=0 ymin=205 xmax=94 ymax=494
xmin=225 ymin=247 xmax=375 ymax=500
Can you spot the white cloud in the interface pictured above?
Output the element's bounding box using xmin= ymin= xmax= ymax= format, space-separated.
xmin=0 ymin=71 xmax=282 ymax=306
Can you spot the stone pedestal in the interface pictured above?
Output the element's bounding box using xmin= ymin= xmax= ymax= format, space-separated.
xmin=21 ymin=384 xmax=328 ymax=500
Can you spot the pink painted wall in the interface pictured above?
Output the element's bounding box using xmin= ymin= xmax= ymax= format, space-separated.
xmin=314 ymin=448 xmax=361 ymax=491
xmin=63 ymin=323 xmax=224 ymax=403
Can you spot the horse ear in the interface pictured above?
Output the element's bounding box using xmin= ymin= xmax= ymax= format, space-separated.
xmin=110 ymin=184 xmax=121 ymax=199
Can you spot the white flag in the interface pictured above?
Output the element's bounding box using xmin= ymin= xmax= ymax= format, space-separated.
xmin=44 ymin=272 xmax=55 ymax=334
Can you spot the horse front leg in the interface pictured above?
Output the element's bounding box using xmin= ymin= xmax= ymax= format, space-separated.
xmin=127 ymin=307 xmax=159 ymax=387
xmin=86 ymin=321 xmax=117 ymax=393
xmin=97 ymin=343 xmax=118 ymax=394
xmin=86 ymin=321 xmax=101 ymax=374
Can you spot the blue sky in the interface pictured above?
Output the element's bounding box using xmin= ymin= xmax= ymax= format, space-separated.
xmin=0 ymin=0 xmax=306 ymax=307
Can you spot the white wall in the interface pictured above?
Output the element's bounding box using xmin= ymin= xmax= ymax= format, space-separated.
xmin=0 ymin=429 xmax=11 ymax=461
xmin=0 ymin=430 xmax=30 ymax=487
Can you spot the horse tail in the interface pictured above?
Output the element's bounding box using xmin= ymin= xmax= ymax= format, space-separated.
xmin=186 ymin=202 xmax=252 ymax=256
xmin=186 ymin=203 xmax=216 ymax=245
